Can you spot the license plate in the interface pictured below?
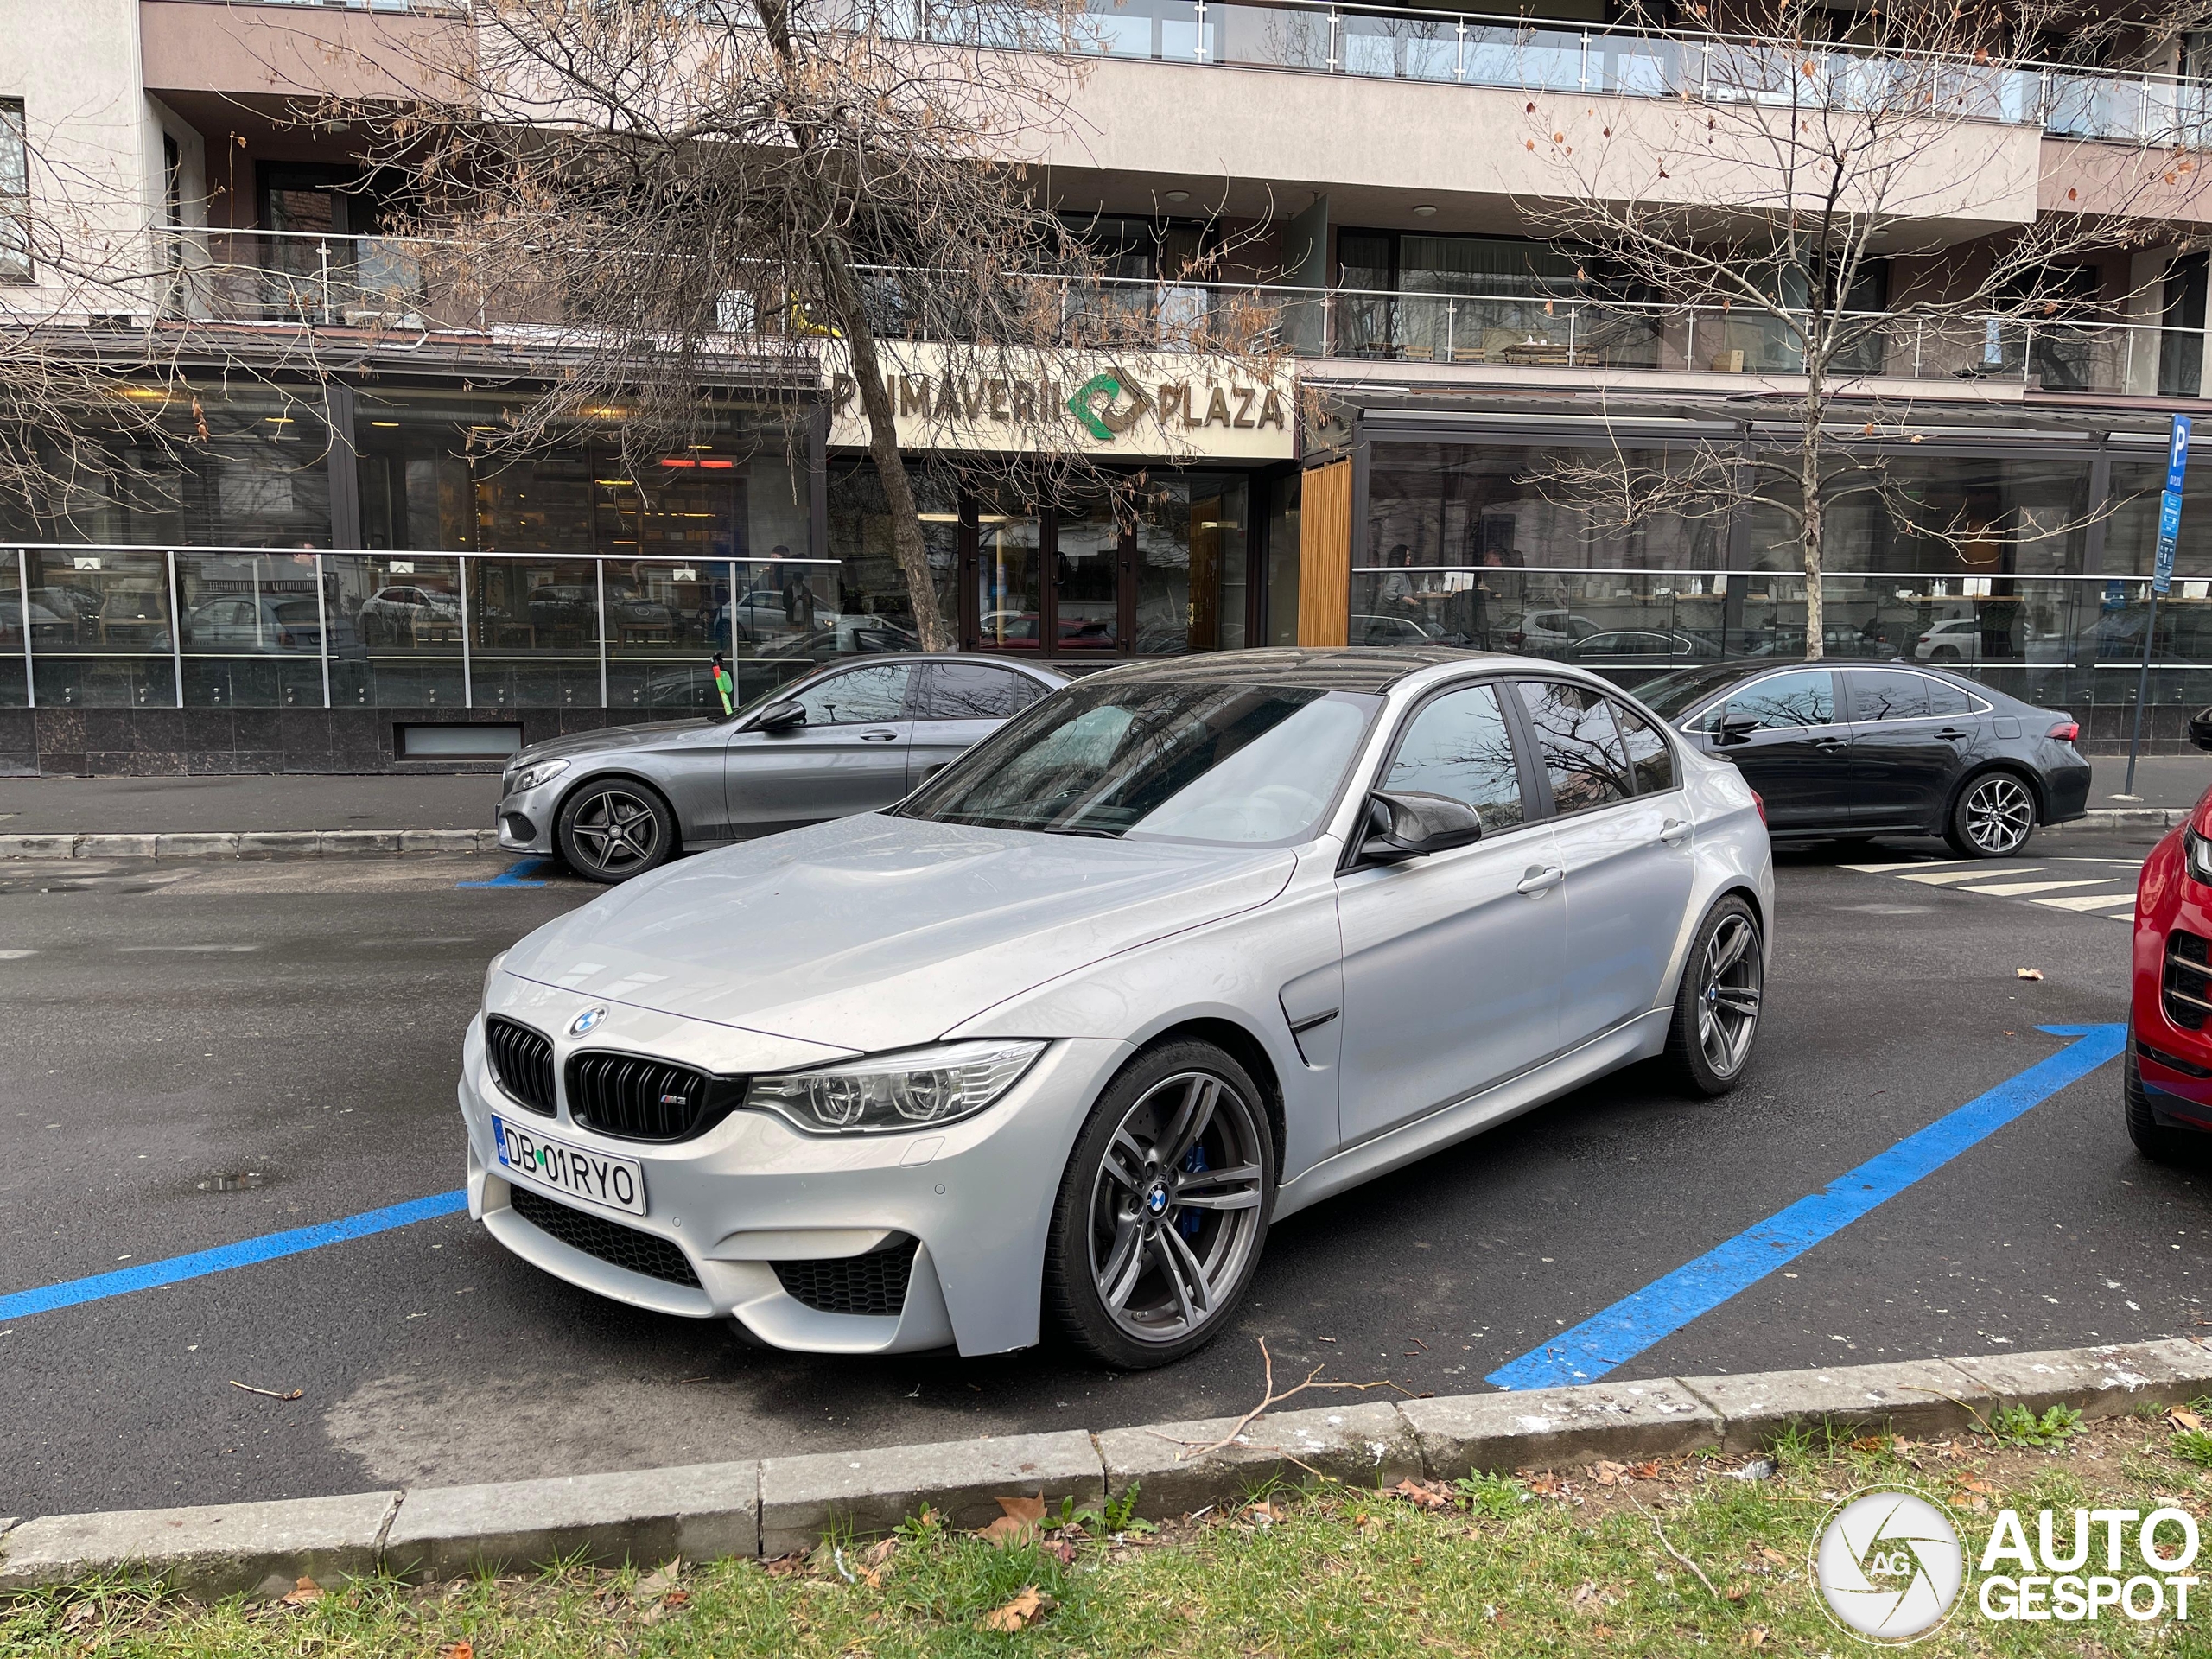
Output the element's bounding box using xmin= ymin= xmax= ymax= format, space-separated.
xmin=492 ymin=1114 xmax=647 ymax=1216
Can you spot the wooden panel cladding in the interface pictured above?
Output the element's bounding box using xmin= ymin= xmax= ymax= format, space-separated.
xmin=1296 ymin=458 xmax=1352 ymax=647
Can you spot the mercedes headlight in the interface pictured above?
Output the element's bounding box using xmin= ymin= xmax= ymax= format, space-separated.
xmin=745 ymin=1040 xmax=1046 ymax=1134
xmin=506 ymin=757 xmax=569 ymax=792
xmin=2189 ymin=827 xmax=2212 ymax=887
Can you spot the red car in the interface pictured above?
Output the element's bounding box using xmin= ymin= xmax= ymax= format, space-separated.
xmin=2128 ymin=709 xmax=2212 ymax=1161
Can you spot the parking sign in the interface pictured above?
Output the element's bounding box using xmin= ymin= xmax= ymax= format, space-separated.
xmin=2157 ymin=414 xmax=2191 ymax=595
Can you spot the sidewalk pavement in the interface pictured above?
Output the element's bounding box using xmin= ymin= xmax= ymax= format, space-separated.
xmin=2088 ymin=752 xmax=2210 ymax=810
xmin=0 ymin=753 xmax=2203 ymax=837
xmin=0 ymin=774 xmax=500 ymax=834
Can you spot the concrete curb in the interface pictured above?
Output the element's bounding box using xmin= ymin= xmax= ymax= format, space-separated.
xmin=0 ymin=830 xmax=504 ymax=861
xmin=2050 ymin=807 xmax=2190 ymax=830
xmin=5 ymin=1337 xmax=2209 ymax=1597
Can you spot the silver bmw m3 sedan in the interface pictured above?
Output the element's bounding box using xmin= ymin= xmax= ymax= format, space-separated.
xmin=460 ymin=647 xmax=1774 ymax=1368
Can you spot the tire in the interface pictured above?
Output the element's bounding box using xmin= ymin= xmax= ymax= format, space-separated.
xmin=2126 ymin=1038 xmax=2208 ymax=1165
xmin=1043 ymin=1039 xmax=1276 ymax=1370
xmin=1945 ymin=770 xmax=2037 ymax=859
xmin=555 ymin=778 xmax=677 ymax=884
xmin=1662 ymin=895 xmax=1764 ymax=1096
xmin=1932 ymin=645 xmax=1961 ymax=662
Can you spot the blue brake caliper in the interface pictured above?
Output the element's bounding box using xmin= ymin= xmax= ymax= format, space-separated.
xmin=1179 ymin=1142 xmax=1207 ymax=1239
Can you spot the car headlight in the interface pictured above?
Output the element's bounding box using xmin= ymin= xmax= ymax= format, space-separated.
xmin=744 ymin=1039 xmax=1046 ymax=1134
xmin=506 ymin=757 xmax=569 ymax=793
xmin=2189 ymin=828 xmax=2212 ymax=887
xmin=481 ymin=950 xmax=509 ymax=1005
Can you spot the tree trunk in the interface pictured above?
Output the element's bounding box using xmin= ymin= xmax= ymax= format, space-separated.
xmin=815 ymin=237 xmax=952 ymax=652
xmin=752 ymin=0 xmax=951 ymax=652
xmin=1799 ymin=391 xmax=1824 ymax=661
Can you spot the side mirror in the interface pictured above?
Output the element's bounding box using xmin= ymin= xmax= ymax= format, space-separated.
xmin=1358 ymin=790 xmax=1484 ymax=866
xmin=752 ymin=699 xmax=806 ymax=734
xmin=1716 ymin=712 xmax=1760 ymax=746
xmin=2191 ymin=706 xmax=2212 ymax=753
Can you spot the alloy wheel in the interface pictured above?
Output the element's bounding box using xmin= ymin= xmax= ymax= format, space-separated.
xmin=1962 ymin=774 xmax=2034 ymax=855
xmin=1695 ymin=914 xmax=1763 ymax=1081
xmin=569 ymin=787 xmax=663 ymax=876
xmin=1086 ymin=1071 xmax=1267 ymax=1345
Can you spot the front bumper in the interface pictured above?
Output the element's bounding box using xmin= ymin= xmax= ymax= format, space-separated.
xmin=456 ymin=990 xmax=1129 ymax=1356
xmin=2133 ymin=828 xmax=2212 ymax=1132
xmin=494 ymin=778 xmax=559 ymax=855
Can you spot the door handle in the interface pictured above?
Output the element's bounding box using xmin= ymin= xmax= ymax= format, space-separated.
xmin=1810 ymin=734 xmax=1848 ymax=747
xmin=1658 ymin=818 xmax=1691 ymax=845
xmin=856 ymin=729 xmax=899 ymax=742
xmin=1936 ymin=727 xmax=1970 ymax=741
xmin=1516 ymin=864 xmax=1565 ymax=896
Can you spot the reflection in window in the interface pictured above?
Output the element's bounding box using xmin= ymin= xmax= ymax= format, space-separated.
xmin=1846 ymin=670 xmax=1930 ymax=722
xmin=1382 ymin=683 xmax=1525 ymax=830
xmin=793 ymin=663 xmax=912 ymax=726
xmin=0 ymin=99 xmax=28 ymax=283
xmin=1516 ymin=680 xmax=1632 ymax=812
xmin=925 ymin=664 xmax=1045 ymax=721
xmin=1714 ymin=670 xmax=1835 ymax=732
xmin=1610 ymin=699 xmax=1675 ymax=793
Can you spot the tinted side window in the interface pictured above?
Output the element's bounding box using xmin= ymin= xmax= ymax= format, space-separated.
xmin=927 ymin=664 xmax=1044 ymax=721
xmin=1517 ymin=681 xmax=1632 ymax=814
xmin=1924 ymin=677 xmax=1974 ymax=716
xmin=1611 ymin=699 xmax=1675 ymax=794
xmin=1382 ymin=683 xmax=1527 ymax=831
xmin=1848 ymin=670 xmax=1930 ymax=722
xmin=1719 ymin=670 xmax=1835 ymax=732
xmin=793 ymin=664 xmax=912 ymax=726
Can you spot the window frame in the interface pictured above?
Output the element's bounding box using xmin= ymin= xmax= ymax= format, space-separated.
xmin=1842 ymin=665 xmax=1993 ymax=724
xmin=1360 ymin=671 xmax=1546 ymax=860
xmin=1508 ymin=677 xmax=1643 ymax=820
xmin=1605 ymin=692 xmax=1681 ymax=798
xmin=0 ymin=97 xmax=29 ymax=284
xmin=784 ymin=660 xmax=919 ymax=728
xmin=917 ymin=659 xmax=1051 ymax=723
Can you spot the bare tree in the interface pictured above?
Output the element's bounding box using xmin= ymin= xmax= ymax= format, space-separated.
xmin=1505 ymin=0 xmax=2212 ymax=655
xmin=326 ymin=0 xmax=1283 ymax=650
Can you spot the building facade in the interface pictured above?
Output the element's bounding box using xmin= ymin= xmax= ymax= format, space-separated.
xmin=3 ymin=0 xmax=2212 ymax=772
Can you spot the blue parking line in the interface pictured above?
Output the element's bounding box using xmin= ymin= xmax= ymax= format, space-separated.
xmin=459 ymin=859 xmax=549 ymax=889
xmin=0 ymin=1190 xmax=468 ymax=1324
xmin=1487 ymin=1023 xmax=2128 ymax=1391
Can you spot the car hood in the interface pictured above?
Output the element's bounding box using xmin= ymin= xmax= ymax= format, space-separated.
xmin=511 ymin=720 xmax=716 ymax=766
xmin=499 ymin=813 xmax=1298 ymax=1052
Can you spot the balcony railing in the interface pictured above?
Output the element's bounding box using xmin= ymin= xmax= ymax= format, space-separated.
xmin=73 ymin=231 xmax=2211 ymax=398
xmin=1047 ymin=0 xmax=2212 ymax=147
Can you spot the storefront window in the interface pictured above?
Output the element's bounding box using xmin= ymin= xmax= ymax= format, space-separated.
xmin=19 ymin=547 xmax=174 ymax=707
xmin=325 ymin=552 xmax=465 ymax=707
xmin=468 ymin=557 xmax=601 ymax=707
xmin=0 ymin=552 xmax=26 ymax=707
xmin=1745 ymin=453 xmax=2092 ymax=576
xmin=175 ymin=550 xmax=325 ymax=707
xmin=1265 ymin=473 xmax=1300 ymax=646
xmin=824 ymin=461 xmax=957 ymax=648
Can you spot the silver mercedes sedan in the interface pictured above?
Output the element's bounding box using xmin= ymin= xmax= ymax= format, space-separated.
xmin=494 ymin=654 xmax=1069 ymax=881
xmin=460 ymin=648 xmax=1773 ymax=1368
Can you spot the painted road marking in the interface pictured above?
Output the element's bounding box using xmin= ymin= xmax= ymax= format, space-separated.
xmin=0 ymin=1192 xmax=469 ymax=1323
xmin=459 ymin=859 xmax=550 ymax=890
xmin=1891 ymin=867 xmax=2042 ymax=886
xmin=1487 ymin=1024 xmax=2127 ymax=1391
xmin=114 ymin=944 xmax=263 ymax=954
xmin=1848 ymin=856 xmax=2139 ymax=922
xmin=1953 ymin=878 xmax=2110 ymax=898
xmin=2039 ymin=893 xmax=2139 ymax=912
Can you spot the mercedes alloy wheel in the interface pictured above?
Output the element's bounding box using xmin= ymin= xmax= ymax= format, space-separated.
xmin=556 ymin=781 xmax=676 ymax=883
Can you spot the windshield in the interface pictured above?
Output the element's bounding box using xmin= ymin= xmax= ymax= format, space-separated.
xmin=1633 ymin=662 xmax=1754 ymax=721
xmin=901 ymin=681 xmax=1381 ymax=845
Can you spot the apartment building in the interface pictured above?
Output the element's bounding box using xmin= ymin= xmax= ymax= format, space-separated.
xmin=1 ymin=0 xmax=2209 ymax=772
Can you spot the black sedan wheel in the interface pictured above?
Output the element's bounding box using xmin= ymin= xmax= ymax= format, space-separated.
xmin=556 ymin=780 xmax=676 ymax=883
xmin=1947 ymin=771 xmax=2037 ymax=859
xmin=1045 ymin=1040 xmax=1275 ymax=1369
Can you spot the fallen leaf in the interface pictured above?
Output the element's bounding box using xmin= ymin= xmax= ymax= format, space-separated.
xmin=435 ymin=1643 xmax=472 ymax=1659
xmin=1961 ymin=1477 xmax=1998 ymax=1497
xmin=279 ymin=1577 xmax=323 ymax=1608
xmin=762 ymin=1551 xmax=810 ymax=1578
xmin=1758 ymin=1546 xmax=1789 ymax=1566
xmin=1526 ymin=1472 xmax=1566 ymax=1497
xmin=2015 ymin=967 xmax=2044 ymax=981
xmin=981 ymin=1586 xmax=1044 ymax=1632
xmin=1630 ymin=1461 xmax=1662 ymax=1480
xmin=976 ymin=1493 xmax=1048 ymax=1546
xmin=1571 ymin=1581 xmax=1602 ymax=1612
xmin=1748 ymin=1625 xmax=1772 ymax=1648
xmin=1592 ymin=1459 xmax=1629 ymax=1484
xmin=632 ymin=1560 xmax=682 ymax=1602
xmin=1850 ymin=1435 xmax=1886 ymax=1452
xmin=1388 ymin=1478 xmax=1453 ymax=1510
xmin=1592 ymin=1623 xmax=1616 ymax=1639
xmin=2172 ymin=1408 xmax=2204 ymax=1431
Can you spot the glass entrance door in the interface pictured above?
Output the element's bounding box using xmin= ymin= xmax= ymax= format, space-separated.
xmin=1052 ymin=496 xmax=1122 ymax=652
xmin=974 ymin=507 xmax=1043 ymax=652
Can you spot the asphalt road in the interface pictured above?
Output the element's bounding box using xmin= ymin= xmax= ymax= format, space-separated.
xmin=2 ymin=828 xmax=2205 ymax=1520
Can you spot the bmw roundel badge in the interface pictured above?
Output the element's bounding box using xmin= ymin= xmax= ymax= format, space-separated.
xmin=569 ymin=1005 xmax=609 ymax=1037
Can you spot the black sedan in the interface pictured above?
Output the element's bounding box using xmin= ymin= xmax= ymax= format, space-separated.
xmin=1633 ymin=660 xmax=2091 ymax=857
